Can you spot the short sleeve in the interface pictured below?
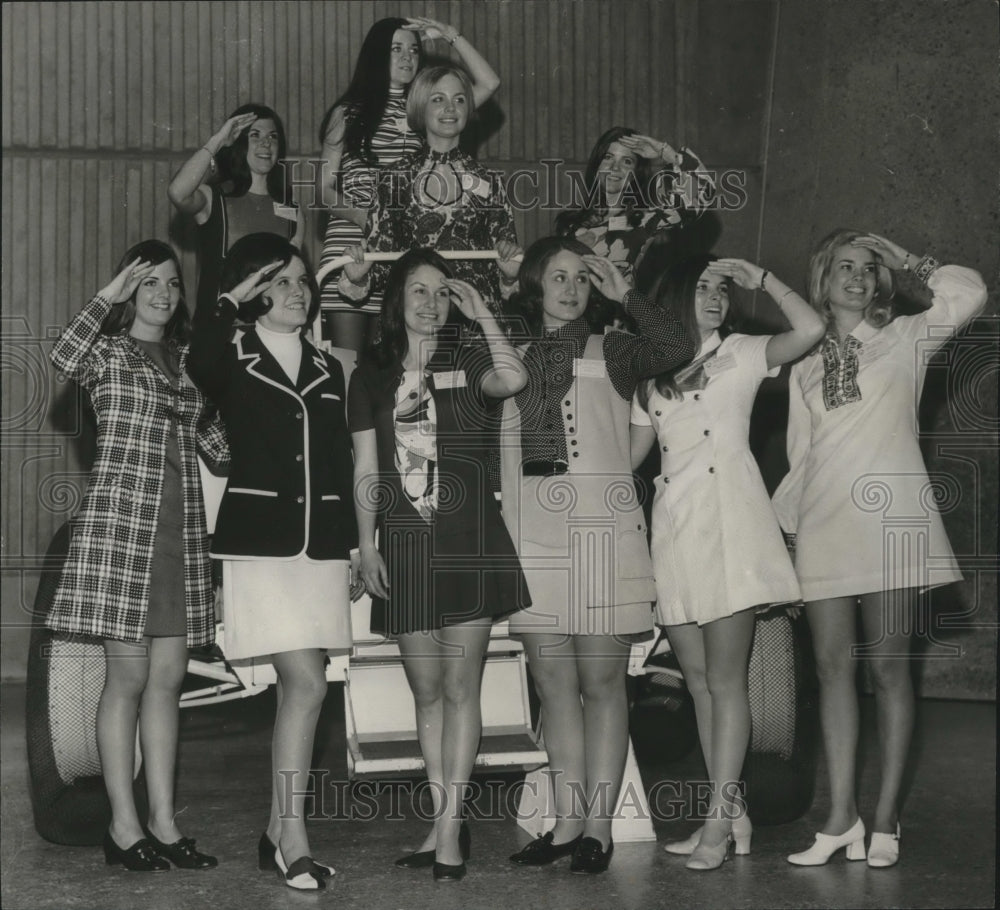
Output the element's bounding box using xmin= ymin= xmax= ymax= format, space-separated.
xmin=724 ymin=333 xmax=777 ymax=381
xmin=347 ymin=366 xmax=376 ymax=433
xmin=630 ymin=389 xmax=652 ymax=427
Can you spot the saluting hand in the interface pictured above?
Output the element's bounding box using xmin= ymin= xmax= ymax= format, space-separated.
xmin=98 ymin=258 xmax=156 ymax=305
xmin=225 ymin=261 xmax=283 ymax=304
xmin=583 ymin=254 xmax=631 ymax=303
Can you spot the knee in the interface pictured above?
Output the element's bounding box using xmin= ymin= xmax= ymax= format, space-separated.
xmin=104 ymin=660 xmax=149 ymax=700
xmin=441 ymin=674 xmax=480 ymax=710
xmin=683 ymin=665 xmax=709 ymax=700
xmin=285 ymin=672 xmax=329 ymax=711
xmin=866 ymin=659 xmax=912 ymax=696
xmin=579 ymin=670 xmax=623 ymax=705
xmin=812 ymin=645 xmax=855 ymax=688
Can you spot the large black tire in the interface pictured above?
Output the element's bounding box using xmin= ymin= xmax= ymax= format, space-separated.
xmin=25 ymin=523 xmax=147 ymax=845
xmin=742 ymin=610 xmax=818 ymax=825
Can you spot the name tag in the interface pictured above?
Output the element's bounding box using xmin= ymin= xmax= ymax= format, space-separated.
xmin=273 ymin=202 xmax=298 ymax=221
xmin=460 ymin=173 xmax=492 ymax=199
xmin=607 ymin=215 xmax=629 ymax=231
xmin=573 ymin=358 xmax=607 ymax=379
xmin=434 ymin=370 xmax=467 ymax=389
xmin=704 ymin=353 xmax=736 ymax=376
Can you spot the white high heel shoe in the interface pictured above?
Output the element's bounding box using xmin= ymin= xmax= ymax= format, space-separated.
xmin=787 ymin=817 xmax=866 ymax=866
xmin=867 ymin=824 xmax=900 ymax=868
xmin=664 ymin=813 xmax=752 ymax=856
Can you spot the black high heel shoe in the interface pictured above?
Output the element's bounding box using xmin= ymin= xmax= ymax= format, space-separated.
xmin=144 ymin=829 xmax=218 ymax=870
xmin=395 ymin=821 xmax=470 ymax=868
xmin=258 ymin=832 xmax=279 ymax=871
xmin=103 ymin=830 xmax=170 ymax=872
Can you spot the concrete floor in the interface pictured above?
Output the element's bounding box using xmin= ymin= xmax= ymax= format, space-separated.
xmin=1 ymin=682 xmax=995 ymax=910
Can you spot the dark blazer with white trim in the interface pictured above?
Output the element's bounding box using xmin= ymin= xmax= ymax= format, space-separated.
xmin=188 ymin=296 xmax=357 ymax=559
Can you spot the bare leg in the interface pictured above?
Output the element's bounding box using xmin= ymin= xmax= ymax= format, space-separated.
xmin=397 ymin=630 xmax=447 ymax=854
xmin=805 ymin=597 xmax=862 ymax=835
xmin=265 ymin=677 xmax=285 ymax=846
xmin=859 ymin=588 xmax=916 ymax=834
xmin=99 ymin=639 xmax=150 ymax=848
xmin=521 ymin=633 xmax=586 ymax=844
xmin=665 ymin=623 xmax=712 ymax=775
xmin=435 ymin=621 xmax=492 ymax=864
xmin=575 ymin=634 xmax=631 ymax=849
xmin=270 ymin=649 xmax=328 ymax=866
xmin=140 ymin=635 xmax=189 ymax=843
xmin=698 ymin=610 xmax=755 ymax=846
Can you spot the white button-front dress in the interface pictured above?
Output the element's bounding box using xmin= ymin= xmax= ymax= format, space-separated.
xmin=632 ymin=332 xmax=801 ymax=626
xmin=772 ymin=265 xmax=987 ymax=602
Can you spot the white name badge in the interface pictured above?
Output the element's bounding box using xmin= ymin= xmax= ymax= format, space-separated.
xmin=704 ymin=353 xmax=737 ymax=375
xmin=434 ymin=370 xmax=467 ymax=389
xmin=573 ymin=358 xmax=607 ymax=378
xmin=461 ymin=173 xmax=492 ymax=199
xmin=607 ymin=215 xmax=629 ymax=231
xmin=273 ymin=202 xmax=298 ymax=221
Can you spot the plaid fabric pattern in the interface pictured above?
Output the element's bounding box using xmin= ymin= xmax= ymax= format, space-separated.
xmin=47 ymin=296 xmax=222 ymax=646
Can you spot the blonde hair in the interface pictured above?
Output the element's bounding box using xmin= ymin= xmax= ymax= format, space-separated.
xmin=808 ymin=228 xmax=895 ymax=330
xmin=406 ymin=66 xmax=476 ymax=135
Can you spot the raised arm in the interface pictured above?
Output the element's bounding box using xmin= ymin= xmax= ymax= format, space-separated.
xmin=585 ymin=255 xmax=695 ymax=395
xmin=618 ymin=133 xmax=716 ymax=216
xmin=707 ymin=258 xmax=825 ymax=369
xmin=444 ymin=278 xmax=527 ymax=399
xmin=51 ymin=257 xmax=156 ymax=383
xmin=167 ymin=112 xmax=257 ymax=221
xmin=405 ymin=17 xmax=500 ymax=108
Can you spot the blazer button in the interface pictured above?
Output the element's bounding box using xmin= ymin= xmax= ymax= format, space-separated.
xmin=295 ymin=411 xmax=303 ymax=420
xmin=296 ymin=454 xmax=303 ymax=462
xmin=297 ymin=495 xmax=305 ymax=503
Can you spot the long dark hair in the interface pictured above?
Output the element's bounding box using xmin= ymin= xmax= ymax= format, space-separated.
xmin=369 ymin=248 xmax=459 ymax=371
xmin=636 ymin=253 xmax=738 ymax=407
xmin=318 ymin=18 xmax=418 ymax=164
xmin=217 ymin=103 xmax=291 ymax=203
xmin=101 ymin=239 xmax=189 ymax=347
xmin=219 ymin=232 xmax=319 ymax=327
xmin=554 ymin=126 xmax=658 ymax=237
xmin=505 ymin=236 xmax=634 ymax=341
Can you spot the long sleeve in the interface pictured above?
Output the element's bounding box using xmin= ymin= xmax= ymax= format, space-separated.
xmin=771 ymin=362 xmax=812 ymax=534
xmin=896 ymin=264 xmax=988 ymax=353
xmin=604 ymin=289 xmax=695 ymax=399
xmin=196 ymin=412 xmax=230 ymax=474
xmin=188 ymin=293 xmax=238 ymax=400
xmin=49 ymin=295 xmax=115 ymax=389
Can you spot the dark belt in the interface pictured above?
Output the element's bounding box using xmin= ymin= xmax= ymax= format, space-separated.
xmin=521 ymin=459 xmax=569 ymax=477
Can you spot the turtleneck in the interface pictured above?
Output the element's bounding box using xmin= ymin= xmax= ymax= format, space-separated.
xmin=256 ymin=322 xmax=302 ymax=384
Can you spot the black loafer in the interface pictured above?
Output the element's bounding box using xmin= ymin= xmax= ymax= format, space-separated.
xmin=103 ymin=831 xmax=170 ymax=872
xmin=145 ymin=831 xmax=218 ymax=870
xmin=570 ymin=836 xmax=614 ymax=874
xmin=433 ymin=860 xmax=467 ymax=882
xmin=509 ymin=831 xmax=583 ymax=866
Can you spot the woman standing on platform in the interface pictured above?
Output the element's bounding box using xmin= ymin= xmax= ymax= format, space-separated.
xmin=774 ymin=231 xmax=987 ymax=868
xmin=318 ymin=16 xmax=501 ymax=350
xmin=340 ymin=64 xmax=520 ymax=321
xmin=630 ymin=254 xmax=824 ymax=870
xmin=187 ymin=233 xmax=360 ymax=891
xmin=349 ymin=249 xmax=530 ymax=881
xmin=48 ymin=240 xmax=226 ymax=873
xmin=168 ymin=103 xmax=304 ymax=311
xmin=555 ymin=127 xmax=715 ymax=293
xmin=503 ymin=237 xmax=693 ymax=874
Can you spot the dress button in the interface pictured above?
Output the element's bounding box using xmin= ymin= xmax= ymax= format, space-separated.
xmin=663 ymin=476 xmax=670 ymax=484
xmin=566 ymin=413 xmax=573 ymax=420
xmin=295 ymin=454 xmax=303 ymax=462
xmin=572 ymin=451 xmax=579 ymax=458
xmin=694 ymin=394 xmax=701 ymax=401
xmin=570 ymin=439 xmax=578 ymax=446
xmin=568 ymin=426 xmax=575 ymax=432
xmin=708 ymin=467 xmax=715 ymax=474
xmin=704 ymin=429 xmax=710 ymax=436
xmin=655 ymin=410 xmax=662 ymax=417
xmin=662 ymin=445 xmax=668 ymax=452
xmin=296 ymin=495 xmax=305 ymax=503
xmin=564 ymin=399 xmax=571 ymax=406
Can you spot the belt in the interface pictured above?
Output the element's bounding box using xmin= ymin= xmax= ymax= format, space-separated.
xmin=521 ymin=459 xmax=569 ymax=477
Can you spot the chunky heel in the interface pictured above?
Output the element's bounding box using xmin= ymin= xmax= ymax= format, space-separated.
xmin=844 ymin=836 xmax=866 ymax=861
xmin=734 ymin=833 xmax=752 ymax=856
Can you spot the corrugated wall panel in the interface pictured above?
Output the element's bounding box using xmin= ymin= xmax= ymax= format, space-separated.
xmin=2 ymin=0 xmax=769 ymax=681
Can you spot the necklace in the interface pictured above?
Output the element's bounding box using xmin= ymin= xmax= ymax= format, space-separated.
xmin=415 ymin=151 xmax=464 ymax=209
